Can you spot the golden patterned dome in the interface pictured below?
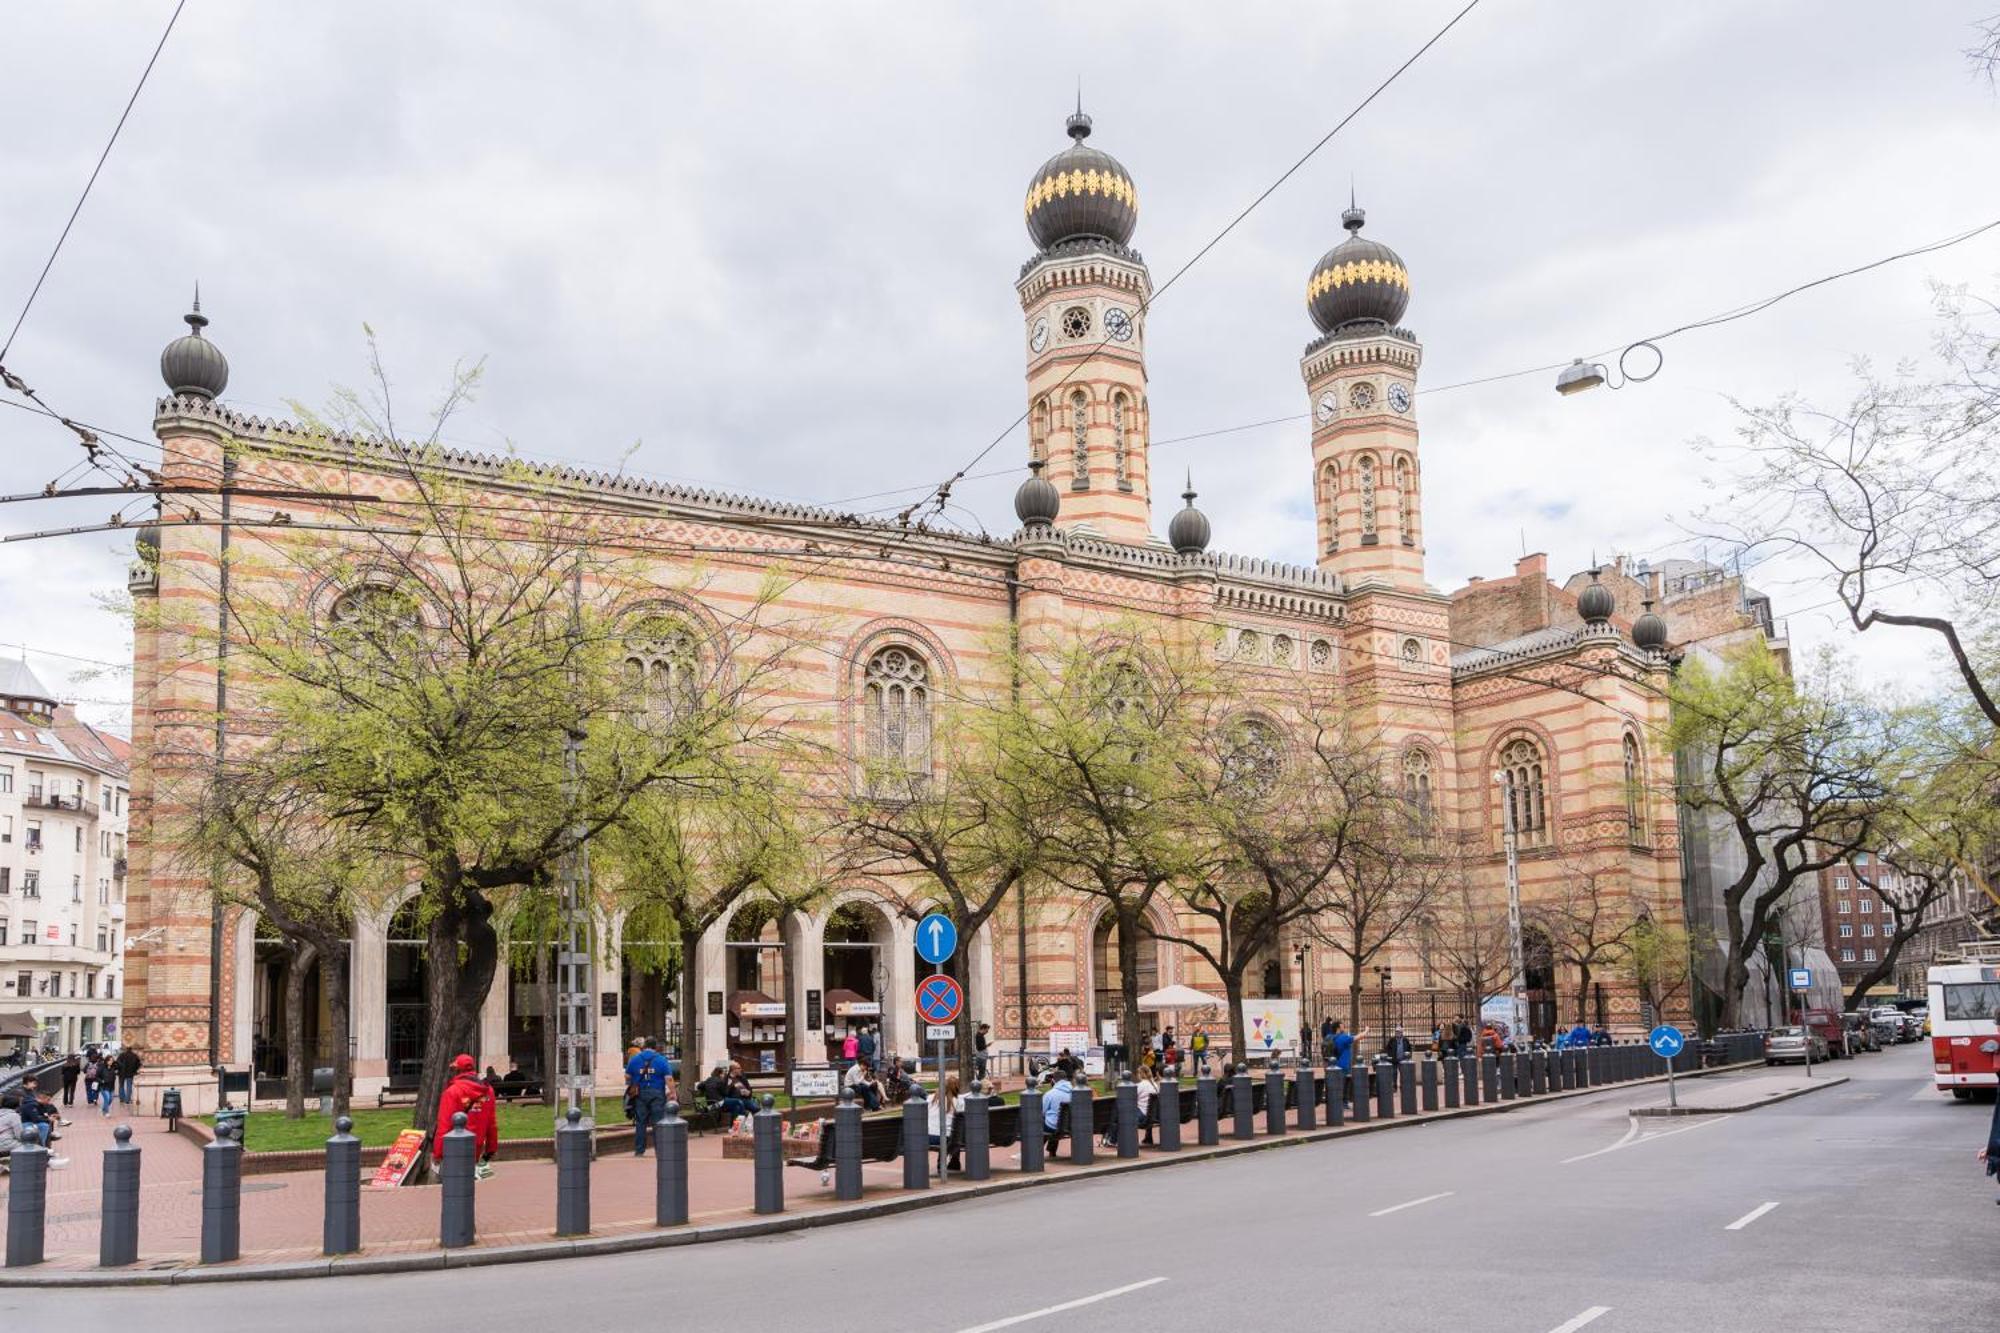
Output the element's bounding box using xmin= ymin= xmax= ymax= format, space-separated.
xmin=1024 ymin=107 xmax=1138 ymax=251
xmin=1306 ymin=202 xmax=1410 ymax=335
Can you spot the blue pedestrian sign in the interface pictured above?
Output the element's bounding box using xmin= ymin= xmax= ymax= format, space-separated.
xmin=1788 ymin=967 xmax=1813 ymax=991
xmin=915 ymin=974 xmax=964 ymax=1026
xmin=915 ymin=912 xmax=958 ymax=966
xmin=1647 ymin=1024 xmax=1685 ymax=1059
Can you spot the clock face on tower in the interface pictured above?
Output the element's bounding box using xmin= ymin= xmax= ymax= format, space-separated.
xmin=1315 ymin=391 xmax=1339 ymax=424
xmin=1388 ymin=382 xmax=1411 ymax=414
xmin=1104 ymin=308 xmax=1133 ymax=342
xmin=1348 ymin=381 xmax=1376 ymax=411
xmin=1029 ymin=318 xmax=1049 ymax=354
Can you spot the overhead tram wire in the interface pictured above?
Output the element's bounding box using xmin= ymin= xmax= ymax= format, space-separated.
xmin=890 ymin=0 xmax=1486 ymax=530
xmin=0 ymin=0 xmax=188 ymax=365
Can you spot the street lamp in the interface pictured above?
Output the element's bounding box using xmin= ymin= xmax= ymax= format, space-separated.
xmin=1293 ymin=943 xmax=1312 ymax=1059
xmin=1553 ymin=341 xmax=1663 ymax=396
xmin=1374 ymin=964 xmax=1394 ymax=1032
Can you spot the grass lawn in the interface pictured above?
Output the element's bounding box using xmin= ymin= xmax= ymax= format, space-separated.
xmin=203 ymin=1100 xmax=610 ymax=1153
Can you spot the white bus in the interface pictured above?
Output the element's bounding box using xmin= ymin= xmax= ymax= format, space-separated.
xmin=1928 ymin=948 xmax=2000 ymax=1099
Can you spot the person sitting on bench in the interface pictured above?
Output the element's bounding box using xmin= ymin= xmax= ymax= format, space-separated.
xmin=841 ymin=1057 xmax=882 ymax=1112
xmin=700 ymin=1065 xmax=757 ymax=1119
xmin=1041 ymin=1071 xmax=1074 ymax=1157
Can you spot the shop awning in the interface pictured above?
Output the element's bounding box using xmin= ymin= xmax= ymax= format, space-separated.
xmin=825 ymin=988 xmax=881 ymax=1017
xmin=0 ymin=1011 xmax=39 ymax=1039
xmin=1137 ymin=984 xmax=1223 ymax=1011
xmin=729 ymin=990 xmax=787 ymax=1018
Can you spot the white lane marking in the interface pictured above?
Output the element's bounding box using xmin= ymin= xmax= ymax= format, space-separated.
xmin=1561 ymin=1114 xmax=1721 ymax=1164
xmin=1548 ymin=1308 xmax=1612 ymax=1333
xmin=953 ymin=1278 xmax=1169 ymax=1333
xmin=1725 ymin=1200 xmax=1781 ymax=1231
xmin=1368 ymin=1190 xmax=1455 ymax=1217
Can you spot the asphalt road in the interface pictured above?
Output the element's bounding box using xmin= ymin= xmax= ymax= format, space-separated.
xmin=12 ymin=1044 xmax=1992 ymax=1332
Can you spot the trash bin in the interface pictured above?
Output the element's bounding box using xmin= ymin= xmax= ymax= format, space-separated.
xmin=161 ymin=1087 xmax=183 ymax=1130
xmin=215 ymin=1106 xmax=247 ymax=1146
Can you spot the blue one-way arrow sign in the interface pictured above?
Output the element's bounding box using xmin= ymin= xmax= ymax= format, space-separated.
xmin=916 ymin=912 xmax=958 ymax=966
xmin=1647 ymin=1024 xmax=1685 ymax=1059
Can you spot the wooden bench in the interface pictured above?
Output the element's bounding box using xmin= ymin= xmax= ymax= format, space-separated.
xmin=786 ymin=1111 xmax=906 ymax=1174
xmin=1042 ymin=1095 xmax=1118 ymax=1157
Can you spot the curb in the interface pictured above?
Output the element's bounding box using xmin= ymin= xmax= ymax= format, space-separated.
xmin=0 ymin=1058 xmax=1761 ymax=1287
xmin=1628 ymin=1072 xmax=1848 ymax=1117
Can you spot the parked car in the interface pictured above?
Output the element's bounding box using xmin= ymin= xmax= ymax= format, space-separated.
xmin=1764 ymin=1026 xmax=1830 ymax=1065
xmin=1840 ymin=1013 xmax=1880 ymax=1053
xmin=1869 ymin=1007 xmax=1915 ymax=1043
xmin=1868 ymin=1016 xmax=1902 ymax=1047
xmin=1799 ymin=1008 xmax=1848 ymax=1058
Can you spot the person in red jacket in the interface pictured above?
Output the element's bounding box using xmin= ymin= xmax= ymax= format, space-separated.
xmin=433 ymin=1053 xmax=499 ymax=1178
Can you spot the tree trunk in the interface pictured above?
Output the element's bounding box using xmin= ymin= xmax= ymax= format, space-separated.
xmin=1222 ymin=965 xmax=1248 ymax=1064
xmin=676 ymin=922 xmax=704 ymax=1101
xmin=1574 ymin=962 xmax=1593 ymax=1027
xmin=538 ymin=941 xmax=558 ymax=1108
xmin=324 ymin=940 xmax=353 ymax=1120
xmin=1719 ymin=946 xmax=1750 ymax=1029
xmin=1116 ymin=904 xmax=1143 ymax=1074
xmin=282 ymin=940 xmax=317 ymax=1119
xmin=414 ymin=891 xmax=500 ymax=1133
xmin=1347 ymin=979 xmax=1363 ymax=1032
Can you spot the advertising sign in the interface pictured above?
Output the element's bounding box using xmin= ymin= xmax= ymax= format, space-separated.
xmin=789 ymin=1066 xmax=841 ymax=1098
xmin=369 ymin=1128 xmax=430 ymax=1189
xmin=1238 ymin=998 xmax=1300 ymax=1058
xmin=1047 ymin=1028 xmax=1090 ymax=1057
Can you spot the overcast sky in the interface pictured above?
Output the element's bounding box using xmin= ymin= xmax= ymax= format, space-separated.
xmin=3 ymin=2 xmax=1996 ymax=732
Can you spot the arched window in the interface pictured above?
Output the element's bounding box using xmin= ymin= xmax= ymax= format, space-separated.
xmin=1357 ymin=455 xmax=1377 ymax=540
xmin=1402 ymin=746 xmax=1433 ymax=823
xmin=624 ymin=615 xmax=698 ymax=714
xmin=1499 ymin=736 xmax=1548 ymax=845
xmin=1069 ymin=389 xmax=1090 ymax=489
xmin=864 ymin=646 xmax=931 ymax=789
xmin=1623 ymin=733 xmax=1643 ymax=838
xmin=1319 ymin=461 xmax=1339 ymax=553
xmin=1221 ymin=717 xmax=1283 ymax=802
xmin=1112 ymin=392 xmax=1130 ymax=486
xmin=324 ymin=582 xmax=423 ymax=666
xmin=1395 ymin=456 xmax=1414 ymax=545
xmin=1030 ymin=398 xmax=1049 ymax=463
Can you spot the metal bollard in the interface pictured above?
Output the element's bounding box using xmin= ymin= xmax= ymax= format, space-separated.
xmin=200 ymin=1119 xmax=244 ymax=1265
xmin=1157 ymin=1077 xmax=1181 ymax=1151
xmin=323 ymin=1116 xmax=360 ymax=1257
xmin=1070 ymin=1086 xmax=1095 ymax=1165
xmin=5 ymin=1142 xmax=47 ymax=1268
xmin=1399 ymin=1060 xmax=1418 ymax=1115
xmin=833 ymin=1090 xmax=863 ymax=1199
xmin=1480 ymin=1053 xmax=1499 ymax=1103
xmin=1529 ymin=1049 xmax=1546 ymax=1095
xmin=1325 ymin=1067 xmax=1346 ymax=1126
xmin=1499 ymin=1052 xmax=1517 ymax=1101
xmin=1264 ymin=1068 xmax=1286 ymax=1137
xmin=1019 ymin=1089 xmax=1044 ymax=1173
xmin=1115 ymin=1076 xmax=1139 ymax=1159
xmin=556 ymin=1106 xmax=593 ymax=1236
xmin=1375 ymin=1060 xmax=1395 ymax=1119
xmin=1296 ymin=1066 xmax=1317 ymax=1130
xmin=901 ymin=1094 xmax=930 ymax=1189
xmin=1350 ymin=1062 xmax=1371 ymax=1122
xmin=100 ymin=1123 xmax=142 ymax=1267
xmin=1463 ymin=1051 xmax=1480 ymax=1105
xmin=1231 ymin=1070 xmax=1255 ymax=1140
xmin=1196 ymin=1076 xmax=1220 ymax=1146
xmin=1420 ymin=1058 xmax=1439 ymax=1113
xmin=1442 ymin=1056 xmax=1461 ymax=1109
xmin=752 ymin=1095 xmax=783 ymax=1215
xmin=964 ymin=1083 xmax=991 ymax=1179
xmin=656 ymin=1101 xmax=689 ymax=1225
xmin=439 ymin=1111 xmax=476 ymax=1249
xmin=1589 ymin=1047 xmax=1605 ymax=1086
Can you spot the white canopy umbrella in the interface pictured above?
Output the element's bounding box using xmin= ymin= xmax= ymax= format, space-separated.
xmin=1137 ymin=984 xmax=1223 ymax=1011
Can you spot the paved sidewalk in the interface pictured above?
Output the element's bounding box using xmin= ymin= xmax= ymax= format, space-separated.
xmin=1630 ymin=1070 xmax=1847 ymax=1116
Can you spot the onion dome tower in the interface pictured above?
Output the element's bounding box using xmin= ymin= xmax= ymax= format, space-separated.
xmin=1018 ymin=103 xmax=1153 ymax=547
xmin=160 ymin=290 xmax=228 ymax=401
xmin=1632 ymin=599 xmax=1669 ymax=652
xmin=1167 ymin=473 xmax=1211 ymax=555
xmin=1300 ymin=197 xmax=1423 ymax=590
xmin=1577 ymin=568 xmax=1616 ymax=626
xmin=1014 ymin=458 xmax=1061 ymax=531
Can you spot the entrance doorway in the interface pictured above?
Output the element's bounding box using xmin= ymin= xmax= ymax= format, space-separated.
xmin=1091 ymin=912 xmax=1159 ymax=1049
xmin=385 ymin=901 xmax=427 ymax=1091
xmin=822 ymin=900 xmax=889 ymax=1064
xmin=725 ymin=900 xmax=790 ymax=1078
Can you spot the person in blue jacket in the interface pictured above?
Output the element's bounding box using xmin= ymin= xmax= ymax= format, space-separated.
xmin=624 ymin=1037 xmax=675 ymax=1157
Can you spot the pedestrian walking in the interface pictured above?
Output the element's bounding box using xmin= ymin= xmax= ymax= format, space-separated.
xmin=113 ymin=1045 xmax=142 ymax=1104
xmin=432 ymin=1053 xmax=500 ymax=1179
xmin=974 ymin=1022 xmax=991 ymax=1083
xmin=1981 ymin=1091 xmax=2000 ymax=1205
xmin=1190 ymin=1027 xmax=1209 ymax=1076
xmin=841 ymin=1030 xmax=859 ymax=1070
xmin=1385 ymin=1027 xmax=1413 ymax=1063
xmin=60 ymin=1053 xmax=80 ymax=1106
xmin=81 ymin=1054 xmax=100 ymax=1107
xmin=625 ymin=1037 xmax=674 ymax=1156
xmin=857 ymin=1024 xmax=878 ymax=1066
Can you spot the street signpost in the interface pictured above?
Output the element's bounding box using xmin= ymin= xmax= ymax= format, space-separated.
xmin=1790 ymin=967 xmax=1814 ymax=1076
xmin=914 ymin=919 xmax=960 ymax=1179
xmin=1647 ymin=1023 xmax=1685 ymax=1109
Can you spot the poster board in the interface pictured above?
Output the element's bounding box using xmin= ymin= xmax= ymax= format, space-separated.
xmin=369 ymin=1128 xmax=429 ymax=1189
xmin=1238 ymin=998 xmax=1300 ymax=1059
xmin=789 ymin=1066 xmax=840 ymax=1098
xmin=1047 ymin=1027 xmax=1090 ymax=1057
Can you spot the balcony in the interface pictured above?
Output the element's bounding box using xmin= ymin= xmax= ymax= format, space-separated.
xmin=113 ymin=856 xmax=128 ymax=880
xmin=22 ymin=791 xmax=99 ymax=818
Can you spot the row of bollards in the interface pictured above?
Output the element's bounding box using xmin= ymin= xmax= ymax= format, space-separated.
xmin=4 ymin=1039 xmax=1731 ymax=1270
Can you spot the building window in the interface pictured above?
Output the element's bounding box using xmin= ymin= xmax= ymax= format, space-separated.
xmin=74 ymin=826 xmax=83 ymax=853
xmin=1838 ymin=923 xmax=1852 ymax=937
xmin=71 ymin=875 xmax=81 ymax=902
xmin=1863 ymin=948 xmax=1877 ymax=962
xmin=1319 ymin=462 xmax=1338 ymax=553
xmin=106 ymin=974 xmax=115 ymax=999
xmin=1840 ymin=949 xmax=1855 ymax=963
xmin=1357 ymin=456 xmax=1378 ymax=539
xmin=1498 ymin=736 xmax=1548 ymax=846
xmin=85 ymin=972 xmax=95 ymax=999
xmin=1060 ymin=306 xmax=1091 ymax=340
xmin=22 ymin=921 xmax=36 ymax=943
xmin=0 ymin=923 xmax=7 ymax=947
xmin=1402 ymin=747 xmax=1433 ymax=823
xmin=24 ymin=820 xmax=40 ymax=850
xmin=1837 ymin=899 xmax=1850 ymax=913
xmin=12 ymin=972 xmax=26 ymax=996
xmin=1 ymin=815 xmax=9 ymax=842
xmin=863 ymin=645 xmax=932 ymax=790
xmin=1394 ymin=456 xmax=1414 ymax=545
xmin=1622 ymin=734 xmax=1643 ymax=836
xmin=21 ymin=871 xmax=38 ymax=899
xmin=0 ymin=868 xmax=8 ymax=894
xmin=623 ymin=616 xmax=699 ymax=715
xmin=98 ymin=879 xmax=108 ymax=904
xmin=1861 ymin=923 xmax=1874 ymax=937
xmin=1112 ymin=392 xmax=1130 ymax=486
xmin=1070 ymin=389 xmax=1090 ymax=488
xmin=1221 ymin=718 xmax=1284 ymax=802
xmin=95 ymin=927 xmax=107 ymax=953
xmin=1401 ymin=637 xmax=1422 ymax=665
xmin=1030 ymin=398 xmax=1048 ymax=463
xmin=1834 ymin=875 xmax=1849 ymax=890
xmin=1858 ymin=896 xmax=1874 ymax=911
xmin=0 ymin=767 xmax=10 ymax=793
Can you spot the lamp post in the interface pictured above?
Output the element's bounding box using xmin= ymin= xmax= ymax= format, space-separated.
xmin=1554 ymin=341 xmax=1662 ymax=396
xmin=1374 ymin=964 xmax=1394 ymax=1033
xmin=1493 ymin=770 xmax=1529 ymax=1048
xmin=1293 ymin=943 xmax=1312 ymax=1055
xmin=872 ymin=957 xmax=887 ymax=1066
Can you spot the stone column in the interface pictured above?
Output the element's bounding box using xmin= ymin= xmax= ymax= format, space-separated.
xmin=478 ymin=941 xmax=509 ymax=1072
xmin=593 ymin=908 xmax=625 ymax=1092
xmin=695 ymin=917 xmax=729 ymax=1075
xmin=790 ymin=908 xmax=826 ymax=1069
xmin=889 ymin=914 xmax=919 ymax=1057
xmin=349 ymin=906 xmax=389 ymax=1098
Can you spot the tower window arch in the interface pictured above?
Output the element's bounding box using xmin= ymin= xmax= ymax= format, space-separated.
xmin=1112 ymin=391 xmax=1130 ymax=488
xmin=624 ymin=614 xmax=699 ymax=716
xmin=1357 ymin=454 xmax=1378 ymax=541
xmin=1030 ymin=397 xmax=1049 ymax=463
xmin=1623 ymin=732 xmax=1644 ymax=839
xmin=1395 ymin=455 xmax=1414 ymax=546
xmin=864 ymin=645 xmax=931 ymax=792
xmin=1319 ymin=461 xmax=1339 ymax=553
xmin=1069 ymin=389 xmax=1090 ymax=490
xmin=1401 ymin=745 xmax=1434 ymax=824
xmin=1061 ymin=306 xmax=1091 ymax=340
xmin=1498 ymin=735 xmax=1548 ymax=846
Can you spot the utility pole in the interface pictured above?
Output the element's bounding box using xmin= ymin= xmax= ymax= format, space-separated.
xmin=557 ymin=560 xmax=595 ymax=1130
xmin=1495 ymin=771 xmax=1529 ymax=1047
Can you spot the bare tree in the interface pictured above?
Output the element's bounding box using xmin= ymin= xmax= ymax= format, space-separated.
xmin=1418 ymin=860 xmax=1507 ymax=1038
xmin=1529 ymin=849 xmax=1642 ymax=1025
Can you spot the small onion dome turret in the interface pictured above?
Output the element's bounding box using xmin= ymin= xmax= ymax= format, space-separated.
xmin=1306 ymin=202 xmax=1410 ymax=335
xmin=1024 ymin=106 xmax=1138 ymax=251
xmin=160 ymin=291 xmax=229 ymax=400
xmin=1014 ymin=458 xmax=1061 ymax=529
xmin=1632 ymin=599 xmax=1669 ymax=652
xmin=1576 ymin=568 xmax=1615 ymax=625
xmin=1168 ymin=473 xmax=1211 ymax=555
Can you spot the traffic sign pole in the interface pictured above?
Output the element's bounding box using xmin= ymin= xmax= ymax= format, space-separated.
xmin=1647 ymin=1024 xmax=1685 ymax=1109
xmin=913 ymin=946 xmax=963 ymax=1185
